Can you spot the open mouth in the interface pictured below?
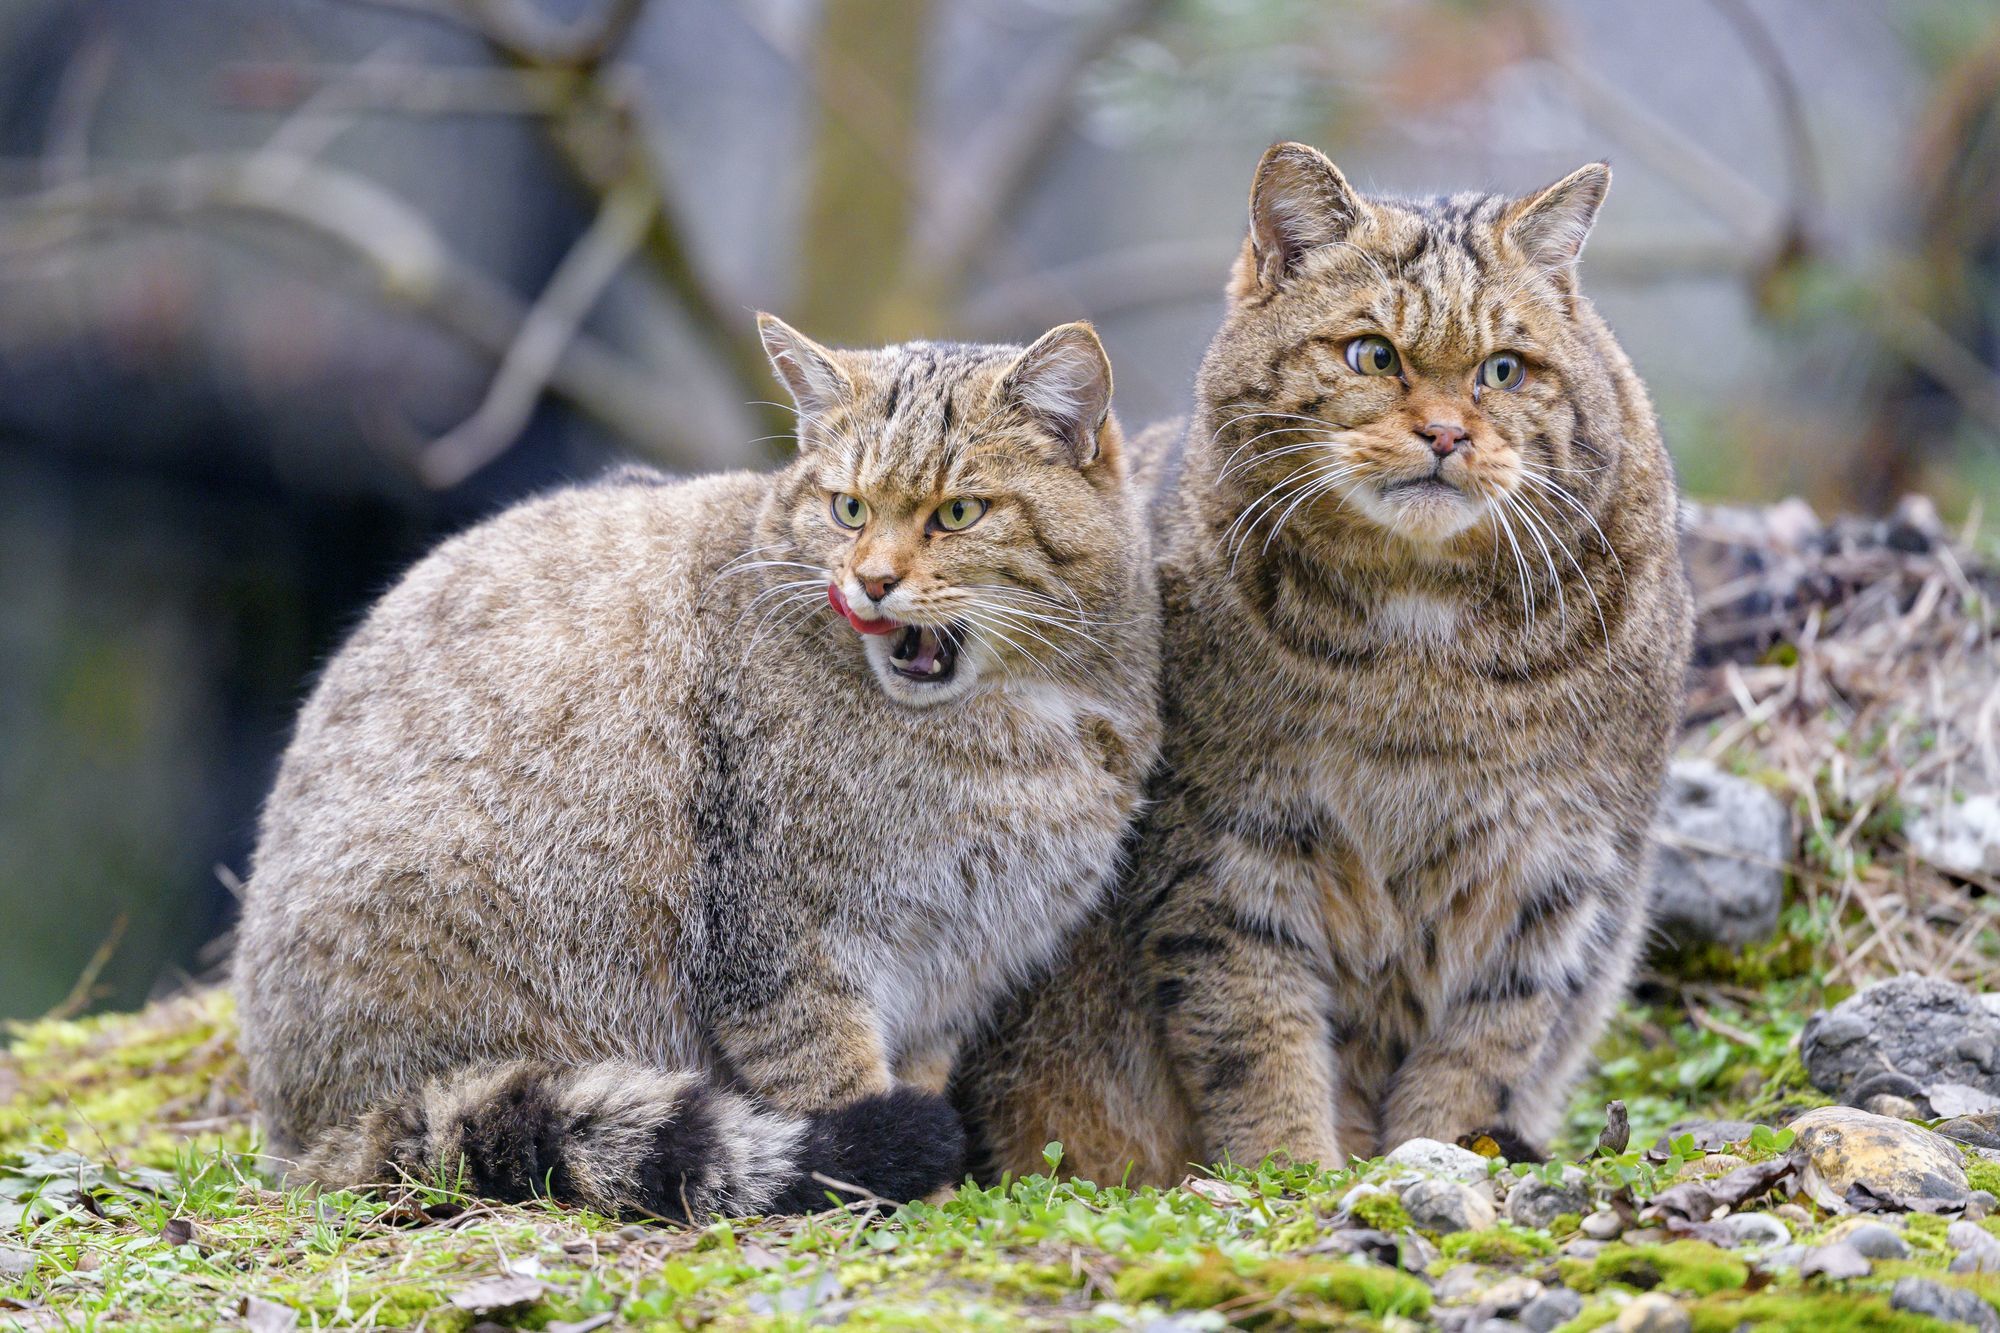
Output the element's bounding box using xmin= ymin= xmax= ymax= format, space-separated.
xmin=888 ymin=624 xmax=960 ymax=683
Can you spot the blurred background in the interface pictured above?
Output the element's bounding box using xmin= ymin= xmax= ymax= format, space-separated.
xmin=0 ymin=0 xmax=1996 ymax=1020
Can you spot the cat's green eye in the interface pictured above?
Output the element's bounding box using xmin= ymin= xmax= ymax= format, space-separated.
xmin=1478 ymin=352 xmax=1527 ymax=393
xmin=830 ymin=493 xmax=870 ymax=529
xmin=931 ymin=497 xmax=989 ymax=533
xmin=1345 ymin=335 xmax=1401 ymax=378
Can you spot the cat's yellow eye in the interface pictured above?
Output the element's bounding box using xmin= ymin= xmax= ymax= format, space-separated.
xmin=931 ymin=497 xmax=989 ymax=533
xmin=1345 ymin=335 xmax=1401 ymax=378
xmin=830 ymin=493 xmax=870 ymax=529
xmin=1478 ymin=352 xmax=1527 ymax=393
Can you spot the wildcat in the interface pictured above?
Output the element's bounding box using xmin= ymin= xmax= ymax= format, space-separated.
xmin=961 ymin=144 xmax=1692 ymax=1181
xmin=234 ymin=315 xmax=1161 ymax=1218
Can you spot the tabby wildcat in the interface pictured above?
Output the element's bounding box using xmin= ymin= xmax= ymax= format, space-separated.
xmin=235 ymin=316 xmax=1161 ymax=1218
xmin=962 ymin=144 xmax=1692 ymax=1180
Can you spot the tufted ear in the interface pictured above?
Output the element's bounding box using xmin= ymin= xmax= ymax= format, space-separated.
xmin=1248 ymin=141 xmax=1367 ymax=288
xmin=1505 ymin=162 xmax=1610 ymax=273
xmin=993 ymin=322 xmax=1113 ymax=467
xmin=757 ymin=312 xmax=854 ymax=432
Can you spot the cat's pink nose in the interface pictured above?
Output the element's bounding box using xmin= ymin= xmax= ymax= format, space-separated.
xmin=862 ymin=575 xmax=899 ymax=602
xmin=1419 ymin=421 xmax=1466 ymax=457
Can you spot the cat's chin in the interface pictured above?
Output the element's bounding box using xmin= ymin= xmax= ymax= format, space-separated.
xmin=1352 ymin=477 xmax=1487 ymax=544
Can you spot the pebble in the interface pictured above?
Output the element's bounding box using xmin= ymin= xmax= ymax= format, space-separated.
xmin=1562 ymin=1239 xmax=1605 ymax=1261
xmin=0 ymin=1248 xmax=31 ymax=1280
xmin=1786 ymin=1106 xmax=1970 ymax=1210
xmin=1648 ymin=759 xmax=1789 ymax=948
xmin=1386 ymin=1137 xmax=1495 ymax=1183
xmin=1433 ymin=1264 xmax=1492 ymax=1305
xmin=1862 ymin=1094 xmax=1922 ymax=1121
xmin=1673 ymin=1153 xmax=1748 ymax=1181
xmin=1967 ymin=1190 xmax=1997 ymax=1221
xmin=1801 ymin=976 xmax=2000 ymax=1106
xmin=1652 ymin=1120 xmax=1755 ymax=1155
xmin=1518 ymin=1287 xmax=1584 ymax=1333
xmin=1799 ymin=1241 xmax=1872 ymax=1280
xmin=1937 ymin=1112 xmax=2000 ymax=1154
xmin=1890 ymin=1276 xmax=2000 ymax=1333
xmin=1772 ymin=1203 xmax=1814 ymax=1228
xmin=1821 ymin=1219 xmax=1910 ymax=1260
xmin=1580 ymin=1210 xmax=1623 ymax=1240
xmin=1505 ymin=1169 xmax=1590 ymax=1229
xmin=1401 ymin=1177 xmax=1498 ymax=1233
xmin=1615 ymin=1292 xmax=1690 ymax=1333
xmin=1717 ymin=1212 xmax=1790 ymax=1249
xmin=1948 ymin=1220 xmax=2000 ymax=1274
xmin=1478 ymin=1276 xmax=1544 ymax=1316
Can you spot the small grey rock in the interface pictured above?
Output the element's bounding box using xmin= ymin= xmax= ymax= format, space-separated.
xmin=1718 ymin=1212 xmax=1790 ymax=1249
xmin=1478 ymin=1276 xmax=1544 ymax=1317
xmin=1890 ymin=1276 xmax=2000 ymax=1332
xmin=1967 ymin=1190 xmax=1997 ymax=1221
xmin=1652 ymin=1119 xmax=1756 ymax=1155
xmin=1802 ymin=976 xmax=2000 ymax=1106
xmin=1434 ymin=1264 xmax=1492 ymax=1305
xmin=1580 ymin=1209 xmax=1623 ymax=1240
xmin=1518 ymin=1287 xmax=1583 ymax=1333
xmin=1386 ymin=1138 xmax=1494 ymax=1183
xmin=1948 ymin=1221 xmax=2000 ymax=1274
xmin=1759 ymin=1244 xmax=1811 ymax=1271
xmin=1616 ymin=1292 xmax=1690 ymax=1333
xmin=1469 ymin=1322 xmax=1526 ymax=1333
xmin=1649 ymin=759 xmax=1789 ymax=949
xmin=1801 ymin=1242 xmax=1872 ymax=1280
xmin=1402 ymin=1177 xmax=1498 ymax=1233
xmin=1838 ymin=1222 xmax=1911 ymax=1260
xmin=1863 ymin=1093 xmax=1923 ymax=1121
xmin=1909 ymin=794 xmax=2000 ymax=878
xmin=0 ymin=1248 xmax=32 ymax=1280
xmin=1505 ymin=1169 xmax=1590 ymax=1229
xmin=1938 ymin=1113 xmax=2000 ymax=1154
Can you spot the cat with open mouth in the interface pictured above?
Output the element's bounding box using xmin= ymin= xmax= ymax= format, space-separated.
xmin=234 ymin=314 xmax=1161 ymax=1220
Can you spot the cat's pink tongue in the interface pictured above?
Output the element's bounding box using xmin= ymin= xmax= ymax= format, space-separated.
xmin=828 ymin=583 xmax=900 ymax=635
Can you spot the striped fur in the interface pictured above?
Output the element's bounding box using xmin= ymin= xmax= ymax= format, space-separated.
xmin=961 ymin=145 xmax=1692 ymax=1181
xmin=236 ymin=318 xmax=1161 ymax=1215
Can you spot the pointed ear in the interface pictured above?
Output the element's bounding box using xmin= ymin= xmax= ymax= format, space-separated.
xmin=757 ymin=312 xmax=854 ymax=426
xmin=994 ymin=322 xmax=1113 ymax=466
xmin=1248 ymin=141 xmax=1366 ymax=288
xmin=1505 ymin=162 xmax=1610 ymax=272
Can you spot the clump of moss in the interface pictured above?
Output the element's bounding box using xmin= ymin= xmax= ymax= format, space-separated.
xmin=1684 ymin=1287 xmax=1957 ymax=1332
xmin=0 ymin=988 xmax=249 ymax=1164
xmin=1116 ymin=1252 xmax=1431 ymax=1320
xmin=1438 ymin=1223 xmax=1557 ymax=1265
xmin=1560 ymin=1241 xmax=1749 ymax=1295
xmin=1963 ymin=1160 xmax=2000 ymax=1196
xmin=1346 ymin=1190 xmax=1412 ymax=1232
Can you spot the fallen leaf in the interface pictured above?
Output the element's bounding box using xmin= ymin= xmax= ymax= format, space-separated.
xmin=239 ymin=1295 xmax=299 ymax=1333
xmin=1180 ymin=1175 xmax=1245 ymax=1207
xmin=1928 ymin=1084 xmax=2000 ymax=1118
xmin=161 ymin=1218 xmax=194 ymax=1249
xmin=1645 ymin=1156 xmax=1797 ymax=1228
xmin=548 ymin=1316 xmax=616 ymax=1333
xmin=449 ymin=1276 xmax=546 ymax=1314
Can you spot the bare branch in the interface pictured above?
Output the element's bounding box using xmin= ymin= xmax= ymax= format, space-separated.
xmin=0 ymin=152 xmax=700 ymax=466
xmin=912 ymin=0 xmax=1167 ymax=296
xmin=419 ymin=174 xmax=655 ymax=487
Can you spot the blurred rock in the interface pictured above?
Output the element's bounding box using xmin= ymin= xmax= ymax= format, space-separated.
xmin=1648 ymin=760 xmax=1789 ymax=949
xmin=1517 ymin=1288 xmax=1582 ymax=1333
xmin=1717 ymin=1212 xmax=1789 ymax=1248
xmin=1615 ymin=1292 xmax=1688 ymax=1333
xmin=1800 ymin=1241 xmax=1871 ymax=1280
xmin=1401 ymin=1178 xmax=1497 ymax=1233
xmin=1949 ymin=1221 xmax=2000 ymax=1274
xmin=1651 ymin=1120 xmax=1756 ymax=1155
xmin=1938 ymin=1113 xmax=2000 ymax=1154
xmin=1505 ymin=1168 xmax=1589 ymax=1229
xmin=1386 ymin=1138 xmax=1492 ymax=1183
xmin=1909 ymin=795 xmax=2000 ymax=878
xmin=1787 ymin=1106 xmax=1969 ymax=1211
xmin=1821 ymin=1219 xmax=1909 ymax=1260
xmin=1891 ymin=1277 xmax=2000 ymax=1332
xmin=1801 ymin=977 xmax=2000 ymax=1108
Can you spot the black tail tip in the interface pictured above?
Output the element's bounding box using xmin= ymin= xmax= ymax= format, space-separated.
xmin=783 ymin=1086 xmax=966 ymax=1212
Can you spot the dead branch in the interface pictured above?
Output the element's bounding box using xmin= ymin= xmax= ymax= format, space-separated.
xmin=0 ymin=151 xmax=697 ymax=464
xmin=419 ymin=173 xmax=654 ymax=487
